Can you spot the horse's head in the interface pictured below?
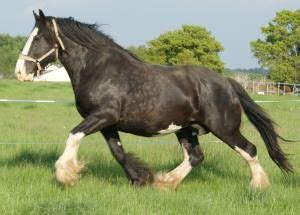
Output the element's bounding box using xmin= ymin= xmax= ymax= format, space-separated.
xmin=15 ymin=10 xmax=65 ymax=81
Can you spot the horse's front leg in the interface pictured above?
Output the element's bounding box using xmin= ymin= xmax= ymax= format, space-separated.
xmin=55 ymin=114 xmax=116 ymax=186
xmin=101 ymin=127 xmax=154 ymax=186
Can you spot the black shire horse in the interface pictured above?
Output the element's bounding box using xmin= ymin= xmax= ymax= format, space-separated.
xmin=15 ymin=10 xmax=292 ymax=189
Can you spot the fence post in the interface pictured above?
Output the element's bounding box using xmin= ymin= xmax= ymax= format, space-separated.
xmin=277 ymin=83 xmax=280 ymax=96
xmin=257 ymin=82 xmax=259 ymax=94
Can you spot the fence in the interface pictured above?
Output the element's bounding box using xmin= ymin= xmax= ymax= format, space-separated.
xmin=236 ymin=80 xmax=300 ymax=95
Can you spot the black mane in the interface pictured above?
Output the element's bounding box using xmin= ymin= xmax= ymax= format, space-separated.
xmin=55 ymin=17 xmax=142 ymax=61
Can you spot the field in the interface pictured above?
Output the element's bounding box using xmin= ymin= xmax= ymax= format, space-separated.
xmin=0 ymin=80 xmax=299 ymax=214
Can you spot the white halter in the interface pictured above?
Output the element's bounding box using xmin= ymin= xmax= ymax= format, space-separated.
xmin=19 ymin=19 xmax=65 ymax=77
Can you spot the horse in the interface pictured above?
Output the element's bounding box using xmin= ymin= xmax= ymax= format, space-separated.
xmin=15 ymin=10 xmax=292 ymax=190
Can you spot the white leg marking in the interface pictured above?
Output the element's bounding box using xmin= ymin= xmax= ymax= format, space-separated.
xmin=15 ymin=27 xmax=39 ymax=81
xmin=153 ymin=146 xmax=192 ymax=190
xmin=157 ymin=123 xmax=182 ymax=135
xmin=55 ymin=132 xmax=85 ymax=186
xmin=235 ymin=146 xmax=270 ymax=189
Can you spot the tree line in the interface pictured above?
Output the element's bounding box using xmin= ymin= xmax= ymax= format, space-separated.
xmin=251 ymin=9 xmax=300 ymax=83
xmin=128 ymin=25 xmax=224 ymax=73
xmin=0 ymin=34 xmax=26 ymax=78
xmin=0 ymin=9 xmax=299 ymax=83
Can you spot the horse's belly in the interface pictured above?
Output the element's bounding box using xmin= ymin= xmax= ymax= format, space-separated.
xmin=117 ymin=120 xmax=183 ymax=137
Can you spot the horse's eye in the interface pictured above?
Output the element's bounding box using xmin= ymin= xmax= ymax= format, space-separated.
xmin=34 ymin=36 xmax=40 ymax=41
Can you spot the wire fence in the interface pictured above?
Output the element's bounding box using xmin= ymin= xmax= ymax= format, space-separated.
xmin=0 ymin=97 xmax=299 ymax=145
xmin=1 ymin=76 xmax=300 ymax=146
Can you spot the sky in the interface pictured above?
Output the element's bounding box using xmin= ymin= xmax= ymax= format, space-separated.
xmin=0 ymin=0 xmax=299 ymax=69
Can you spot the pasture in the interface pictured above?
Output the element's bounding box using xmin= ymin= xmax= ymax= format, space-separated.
xmin=0 ymin=80 xmax=299 ymax=214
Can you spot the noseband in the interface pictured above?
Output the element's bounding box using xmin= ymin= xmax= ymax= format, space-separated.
xmin=19 ymin=19 xmax=66 ymax=77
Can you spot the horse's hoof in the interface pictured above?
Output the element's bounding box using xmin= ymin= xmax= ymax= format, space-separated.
xmin=250 ymin=171 xmax=270 ymax=189
xmin=152 ymin=172 xmax=180 ymax=191
xmin=55 ymin=159 xmax=84 ymax=186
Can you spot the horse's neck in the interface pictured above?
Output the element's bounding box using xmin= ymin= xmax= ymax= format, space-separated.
xmin=58 ymin=35 xmax=138 ymax=93
xmin=58 ymin=36 xmax=91 ymax=93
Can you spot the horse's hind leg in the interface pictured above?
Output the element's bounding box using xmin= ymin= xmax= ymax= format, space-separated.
xmin=217 ymin=131 xmax=270 ymax=189
xmin=153 ymin=127 xmax=204 ymax=190
xmin=101 ymin=127 xmax=154 ymax=186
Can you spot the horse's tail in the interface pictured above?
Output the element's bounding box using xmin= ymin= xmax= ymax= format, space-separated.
xmin=227 ymin=78 xmax=293 ymax=173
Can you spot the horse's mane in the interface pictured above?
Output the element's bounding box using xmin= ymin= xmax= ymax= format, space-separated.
xmin=55 ymin=17 xmax=142 ymax=61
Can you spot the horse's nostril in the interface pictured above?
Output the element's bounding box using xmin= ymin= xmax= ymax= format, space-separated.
xmin=15 ymin=71 xmax=24 ymax=81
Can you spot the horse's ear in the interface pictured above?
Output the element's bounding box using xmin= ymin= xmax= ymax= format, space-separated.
xmin=39 ymin=9 xmax=46 ymax=23
xmin=33 ymin=10 xmax=39 ymax=21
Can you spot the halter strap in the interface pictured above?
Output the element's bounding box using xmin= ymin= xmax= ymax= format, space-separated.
xmin=52 ymin=19 xmax=65 ymax=50
xmin=19 ymin=19 xmax=65 ymax=77
xmin=19 ymin=46 xmax=58 ymax=77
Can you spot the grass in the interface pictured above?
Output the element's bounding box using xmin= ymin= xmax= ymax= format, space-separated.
xmin=0 ymin=79 xmax=300 ymax=214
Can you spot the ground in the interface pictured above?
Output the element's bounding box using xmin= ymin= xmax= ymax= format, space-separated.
xmin=0 ymin=80 xmax=299 ymax=214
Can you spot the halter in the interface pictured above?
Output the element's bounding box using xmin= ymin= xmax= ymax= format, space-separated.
xmin=19 ymin=19 xmax=66 ymax=77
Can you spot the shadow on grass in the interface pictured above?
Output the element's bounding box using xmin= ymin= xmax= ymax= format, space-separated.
xmin=86 ymin=157 xmax=243 ymax=186
xmin=82 ymin=160 xmax=125 ymax=185
xmin=279 ymin=174 xmax=300 ymax=188
xmin=1 ymin=150 xmax=125 ymax=185
xmin=191 ymin=159 xmax=243 ymax=181
xmin=1 ymin=150 xmax=58 ymax=168
xmin=1 ymin=149 xmax=261 ymax=186
xmin=152 ymin=156 xmax=245 ymax=183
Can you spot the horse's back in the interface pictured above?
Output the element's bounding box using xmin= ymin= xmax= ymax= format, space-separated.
xmin=158 ymin=65 xmax=242 ymax=133
xmin=117 ymin=63 xmax=241 ymax=136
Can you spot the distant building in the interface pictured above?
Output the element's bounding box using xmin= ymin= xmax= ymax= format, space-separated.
xmin=33 ymin=65 xmax=70 ymax=82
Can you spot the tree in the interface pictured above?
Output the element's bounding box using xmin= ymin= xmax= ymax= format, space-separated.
xmin=251 ymin=10 xmax=300 ymax=83
xmin=129 ymin=25 xmax=224 ymax=73
xmin=0 ymin=34 xmax=26 ymax=78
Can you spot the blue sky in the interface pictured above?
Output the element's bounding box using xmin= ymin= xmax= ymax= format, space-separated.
xmin=0 ymin=0 xmax=299 ymax=68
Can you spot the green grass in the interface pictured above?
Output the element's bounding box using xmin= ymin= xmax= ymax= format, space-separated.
xmin=0 ymin=79 xmax=300 ymax=214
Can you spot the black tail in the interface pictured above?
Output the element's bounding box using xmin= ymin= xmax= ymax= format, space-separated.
xmin=228 ymin=78 xmax=293 ymax=173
